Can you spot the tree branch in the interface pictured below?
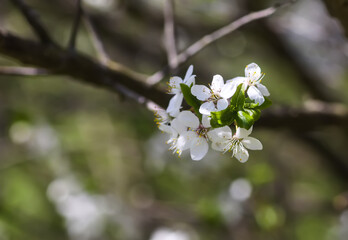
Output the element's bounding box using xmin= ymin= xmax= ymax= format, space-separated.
xmin=147 ymin=0 xmax=295 ymax=84
xmin=68 ymin=0 xmax=83 ymax=51
xmin=0 ymin=30 xmax=169 ymax=108
xmin=1 ymin=30 xmax=347 ymax=131
xmin=0 ymin=66 xmax=49 ymax=76
xmin=10 ymin=0 xmax=54 ymax=44
xmin=163 ymin=0 xmax=178 ymax=70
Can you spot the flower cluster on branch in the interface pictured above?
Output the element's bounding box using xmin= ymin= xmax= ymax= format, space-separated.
xmin=157 ymin=63 xmax=272 ymax=161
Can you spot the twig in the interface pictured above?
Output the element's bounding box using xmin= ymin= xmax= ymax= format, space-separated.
xmin=163 ymin=0 xmax=178 ymax=70
xmin=0 ymin=66 xmax=49 ymax=76
xmin=1 ymin=31 xmax=348 ymax=131
xmin=147 ymin=1 xmax=293 ymax=84
xmin=83 ymin=16 xmax=109 ymax=65
xmin=68 ymin=0 xmax=83 ymax=51
xmin=10 ymin=0 xmax=53 ymax=44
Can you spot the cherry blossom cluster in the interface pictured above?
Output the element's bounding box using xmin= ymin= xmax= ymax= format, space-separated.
xmin=155 ymin=63 xmax=272 ymax=162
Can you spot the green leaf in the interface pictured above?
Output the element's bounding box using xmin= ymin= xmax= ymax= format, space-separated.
xmin=230 ymin=84 xmax=245 ymax=110
xmin=235 ymin=109 xmax=260 ymax=129
xmin=180 ymin=83 xmax=202 ymax=119
xmin=255 ymin=97 xmax=272 ymax=110
xmin=244 ymin=98 xmax=259 ymax=109
xmin=210 ymin=107 xmax=235 ymax=127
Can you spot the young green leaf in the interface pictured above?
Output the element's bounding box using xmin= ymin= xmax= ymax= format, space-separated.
xmin=210 ymin=107 xmax=235 ymax=127
xmin=230 ymin=83 xmax=245 ymax=110
xmin=180 ymin=83 xmax=202 ymax=119
xmin=255 ymin=97 xmax=272 ymax=110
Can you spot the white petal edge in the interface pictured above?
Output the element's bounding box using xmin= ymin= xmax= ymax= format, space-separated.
xmin=184 ymin=65 xmax=193 ymax=82
xmin=242 ymin=137 xmax=263 ymax=150
xmin=234 ymin=145 xmax=249 ymax=163
xmin=177 ymin=111 xmax=200 ymax=129
xmin=220 ymin=81 xmax=237 ymax=99
xmin=176 ymin=131 xmax=196 ymax=152
xmin=190 ymin=137 xmax=209 ymax=161
xmin=166 ymin=93 xmax=183 ymax=117
xmin=211 ymin=75 xmax=224 ymax=93
xmin=216 ymin=99 xmax=228 ymax=111
xmin=256 ymin=83 xmax=270 ymax=96
xmin=247 ymin=86 xmax=265 ymax=105
xmin=235 ymin=126 xmax=253 ymax=139
xmin=245 ymin=63 xmax=261 ymax=82
xmin=199 ymin=101 xmax=216 ymax=115
xmin=191 ymin=85 xmax=211 ymax=101
xmin=202 ymin=115 xmax=211 ymax=128
xmin=171 ymin=118 xmax=187 ymax=134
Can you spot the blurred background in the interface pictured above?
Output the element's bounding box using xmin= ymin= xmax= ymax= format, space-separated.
xmin=0 ymin=0 xmax=348 ymax=239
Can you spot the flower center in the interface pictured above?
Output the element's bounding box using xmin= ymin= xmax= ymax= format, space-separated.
xmin=196 ymin=124 xmax=208 ymax=138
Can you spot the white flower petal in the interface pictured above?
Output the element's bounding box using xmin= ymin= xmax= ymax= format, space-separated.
xmin=216 ymin=99 xmax=228 ymax=111
xmin=242 ymin=137 xmax=263 ymax=150
xmin=211 ymin=75 xmax=224 ymax=93
xmin=199 ymin=101 xmax=216 ymax=115
xmin=183 ymin=65 xmax=193 ymax=82
xmin=171 ymin=118 xmax=187 ymax=134
xmin=202 ymin=115 xmax=211 ymax=128
xmin=169 ymin=77 xmax=183 ymax=94
xmin=177 ymin=111 xmax=200 ymax=129
xmin=211 ymin=141 xmax=227 ymax=152
xmin=177 ymin=131 xmax=196 ymax=152
xmin=256 ymin=83 xmax=270 ymax=96
xmin=159 ymin=124 xmax=176 ymax=136
xmin=191 ymin=85 xmax=211 ymax=101
xmin=208 ymin=126 xmax=232 ymax=141
xmin=220 ymin=81 xmax=237 ymax=99
xmin=166 ymin=93 xmax=183 ymax=117
xmin=247 ymin=86 xmax=264 ymax=105
xmin=235 ymin=126 xmax=252 ymax=139
xmin=226 ymin=76 xmax=247 ymax=86
xmin=245 ymin=63 xmax=261 ymax=82
xmin=234 ymin=145 xmax=249 ymax=163
xmin=190 ymin=137 xmax=209 ymax=161
xmin=185 ymin=75 xmax=196 ymax=86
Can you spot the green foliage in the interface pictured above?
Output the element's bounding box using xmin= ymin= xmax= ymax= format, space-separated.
xmin=210 ymin=84 xmax=267 ymax=129
xmin=180 ymin=83 xmax=202 ymax=120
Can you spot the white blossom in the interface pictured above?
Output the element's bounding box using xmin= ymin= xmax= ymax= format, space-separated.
xmin=166 ymin=65 xmax=196 ymax=117
xmin=175 ymin=111 xmax=212 ymax=161
xmin=159 ymin=118 xmax=187 ymax=154
xmin=228 ymin=63 xmax=269 ymax=105
xmin=191 ymin=75 xmax=236 ymax=115
xmin=208 ymin=126 xmax=262 ymax=163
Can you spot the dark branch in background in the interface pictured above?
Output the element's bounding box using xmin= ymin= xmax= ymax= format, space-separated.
xmin=322 ymin=0 xmax=348 ymax=37
xmin=0 ymin=31 xmax=169 ymax=108
xmin=0 ymin=66 xmax=49 ymax=76
xmin=10 ymin=0 xmax=54 ymax=44
xmin=147 ymin=0 xmax=294 ymax=85
xmin=68 ymin=0 xmax=83 ymax=51
xmin=257 ymin=101 xmax=348 ymax=131
xmin=163 ymin=0 xmax=178 ymax=70
xmin=1 ymin=30 xmax=348 ymax=131
xmin=83 ymin=16 xmax=109 ymax=65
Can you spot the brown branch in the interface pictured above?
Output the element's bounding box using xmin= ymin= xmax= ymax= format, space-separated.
xmin=1 ymin=30 xmax=347 ymax=131
xmin=68 ymin=0 xmax=83 ymax=51
xmin=10 ymin=0 xmax=54 ymax=44
xmin=83 ymin=16 xmax=109 ymax=65
xmin=147 ymin=0 xmax=294 ymax=84
xmin=163 ymin=0 xmax=178 ymax=70
xmin=0 ymin=66 xmax=49 ymax=76
xmin=257 ymin=101 xmax=348 ymax=131
xmin=0 ymin=30 xmax=169 ymax=108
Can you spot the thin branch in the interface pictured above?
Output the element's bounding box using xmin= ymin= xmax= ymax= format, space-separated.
xmin=1 ymin=31 xmax=348 ymax=131
xmin=147 ymin=0 xmax=294 ymax=84
xmin=0 ymin=66 xmax=49 ymax=76
xmin=163 ymin=0 xmax=178 ymax=70
xmin=83 ymin=16 xmax=109 ymax=65
xmin=68 ymin=0 xmax=83 ymax=51
xmin=10 ymin=0 xmax=54 ymax=44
